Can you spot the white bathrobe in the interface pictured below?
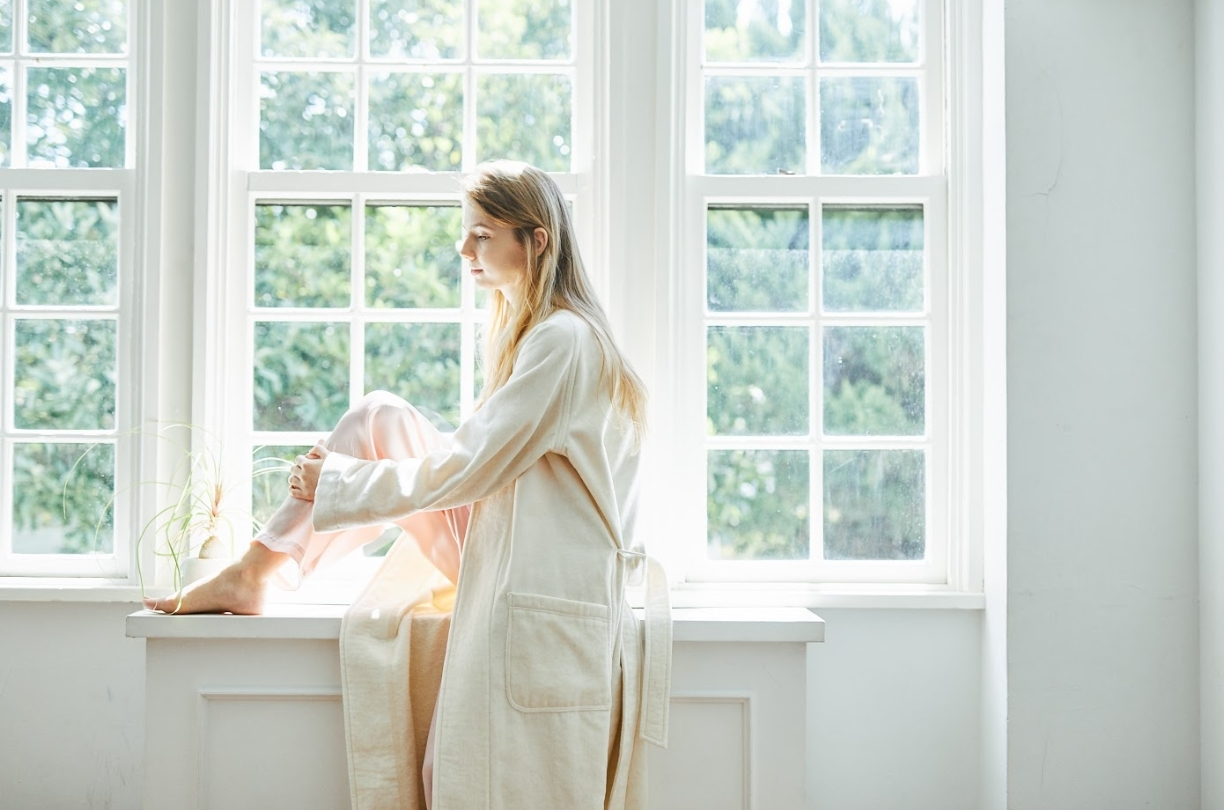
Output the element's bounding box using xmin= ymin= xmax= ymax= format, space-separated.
xmin=312 ymin=310 xmax=671 ymax=810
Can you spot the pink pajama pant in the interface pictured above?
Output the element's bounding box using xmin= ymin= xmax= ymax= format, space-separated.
xmin=253 ymin=390 xmax=471 ymax=586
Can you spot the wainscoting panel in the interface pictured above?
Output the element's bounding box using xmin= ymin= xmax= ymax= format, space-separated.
xmin=648 ymin=696 xmax=749 ymax=810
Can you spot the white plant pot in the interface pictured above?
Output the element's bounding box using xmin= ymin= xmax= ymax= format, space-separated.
xmin=180 ymin=556 xmax=233 ymax=587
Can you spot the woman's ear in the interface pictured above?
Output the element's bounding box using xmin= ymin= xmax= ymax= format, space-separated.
xmin=532 ymin=227 xmax=548 ymax=257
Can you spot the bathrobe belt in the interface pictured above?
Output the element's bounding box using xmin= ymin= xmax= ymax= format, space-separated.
xmin=616 ymin=548 xmax=672 ymax=748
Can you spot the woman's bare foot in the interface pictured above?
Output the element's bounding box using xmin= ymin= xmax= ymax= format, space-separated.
xmin=142 ymin=543 xmax=290 ymax=615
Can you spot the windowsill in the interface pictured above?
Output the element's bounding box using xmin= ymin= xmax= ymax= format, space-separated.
xmin=126 ymin=605 xmax=827 ymax=644
xmin=0 ymin=577 xmax=987 ymax=610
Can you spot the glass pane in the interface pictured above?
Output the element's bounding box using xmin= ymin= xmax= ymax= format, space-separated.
xmin=820 ymin=76 xmax=918 ymax=175
xmin=15 ymin=319 xmax=116 ymax=430
xmin=708 ymin=449 xmax=809 ymax=560
xmin=704 ymin=0 xmax=805 ymax=62
xmin=12 ymin=442 xmax=114 ymax=554
xmin=370 ymin=0 xmax=461 ymax=59
xmin=477 ymin=0 xmax=570 ymax=60
xmin=27 ymin=67 xmax=126 ymax=168
xmin=705 ymin=75 xmax=805 ymax=175
xmin=251 ymin=444 xmax=305 ymax=526
xmin=17 ymin=200 xmax=118 ymax=306
xmin=365 ymin=205 xmax=461 ymax=308
xmin=253 ymin=321 xmax=350 ymax=431
xmin=0 ymin=67 xmax=10 ymax=166
xmin=260 ymin=71 xmax=354 ymax=170
xmin=819 ymin=0 xmax=919 ymax=63
xmin=261 ymin=0 xmax=355 ymax=58
xmin=476 ymin=73 xmax=571 ymax=170
xmin=824 ymin=449 xmax=924 ymax=559
xmin=0 ymin=0 xmax=11 ymax=52
xmin=254 ymin=204 xmax=351 ymax=308
xmin=707 ymin=206 xmax=808 ymax=312
xmin=28 ymin=0 xmax=126 ymax=54
xmin=824 ymin=326 xmax=924 ymax=436
xmin=823 ymin=207 xmax=923 ymax=312
xmin=369 ymin=71 xmax=462 ymax=171
xmin=708 ymin=326 xmax=808 ymax=436
xmin=365 ymin=322 xmax=461 ymax=430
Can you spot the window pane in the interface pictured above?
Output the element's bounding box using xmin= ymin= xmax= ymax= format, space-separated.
xmin=12 ymin=442 xmax=114 ymax=554
xmin=17 ymin=199 xmax=118 ymax=307
xmin=708 ymin=449 xmax=809 ymax=560
xmin=824 ymin=326 xmax=924 ymax=436
xmin=823 ymin=207 xmax=923 ymax=312
xmin=261 ymin=0 xmax=355 ymax=58
xmin=477 ymin=0 xmax=570 ymax=60
xmin=365 ymin=322 xmax=461 ymax=430
xmin=251 ymin=444 xmax=304 ymax=526
xmin=0 ymin=67 xmax=11 ymax=166
xmin=707 ymin=326 xmax=808 ymax=436
xmin=819 ymin=0 xmax=919 ymax=63
xmin=369 ymin=71 xmax=462 ymax=171
xmin=365 ymin=205 xmax=461 ymax=309
xmin=824 ymin=449 xmax=924 ymax=560
xmin=27 ymin=67 xmax=126 ymax=168
xmin=28 ymin=0 xmax=127 ymax=54
xmin=260 ymin=71 xmax=354 ymax=170
xmin=15 ymin=319 xmax=116 ymax=430
xmin=0 ymin=1 xmax=11 ymax=52
xmin=370 ymin=0 xmax=462 ymax=60
xmin=704 ymin=0 xmax=805 ymax=63
xmin=707 ymin=206 xmax=808 ymax=312
xmin=705 ymin=75 xmax=805 ymax=175
xmin=820 ymin=76 xmax=918 ymax=175
xmin=253 ymin=321 xmax=350 ymax=431
xmin=254 ymin=204 xmax=351 ymax=308
xmin=476 ymin=73 xmax=571 ymax=170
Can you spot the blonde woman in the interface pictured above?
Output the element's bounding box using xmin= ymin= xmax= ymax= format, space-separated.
xmin=145 ymin=161 xmax=670 ymax=809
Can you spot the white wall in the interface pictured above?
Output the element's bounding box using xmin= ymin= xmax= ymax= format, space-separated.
xmin=0 ymin=602 xmax=146 ymax=809
xmin=1199 ymin=1 xmax=1224 ymax=807
xmin=1006 ymin=1 xmax=1201 ymax=808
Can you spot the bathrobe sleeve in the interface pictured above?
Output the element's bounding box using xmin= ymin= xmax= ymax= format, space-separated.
xmin=311 ymin=316 xmax=580 ymax=532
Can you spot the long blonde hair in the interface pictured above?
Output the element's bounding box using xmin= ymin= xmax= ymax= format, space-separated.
xmin=461 ymin=160 xmax=647 ymax=438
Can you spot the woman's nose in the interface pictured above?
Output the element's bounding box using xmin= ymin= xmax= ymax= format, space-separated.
xmin=456 ymin=236 xmax=474 ymax=260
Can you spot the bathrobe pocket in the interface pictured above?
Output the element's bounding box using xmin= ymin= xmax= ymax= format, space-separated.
xmin=506 ymin=592 xmax=612 ymax=712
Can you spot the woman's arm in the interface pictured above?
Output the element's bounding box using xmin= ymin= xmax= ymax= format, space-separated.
xmin=309 ymin=315 xmax=582 ymax=533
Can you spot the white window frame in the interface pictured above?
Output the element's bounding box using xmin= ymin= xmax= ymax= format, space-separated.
xmin=193 ymin=0 xmax=604 ymax=597
xmin=642 ymin=0 xmax=985 ymax=596
xmin=0 ymin=0 xmax=148 ymax=580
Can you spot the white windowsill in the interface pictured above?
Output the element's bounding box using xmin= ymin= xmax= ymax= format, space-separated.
xmin=125 ymin=605 xmax=826 ymax=644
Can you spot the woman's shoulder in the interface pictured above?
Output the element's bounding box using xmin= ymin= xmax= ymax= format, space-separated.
xmin=529 ymin=309 xmax=594 ymax=346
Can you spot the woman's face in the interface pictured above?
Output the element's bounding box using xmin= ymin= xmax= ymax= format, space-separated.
xmin=458 ymin=203 xmax=529 ymax=304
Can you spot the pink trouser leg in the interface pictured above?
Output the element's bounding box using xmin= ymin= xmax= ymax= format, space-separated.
xmin=253 ymin=391 xmax=470 ymax=586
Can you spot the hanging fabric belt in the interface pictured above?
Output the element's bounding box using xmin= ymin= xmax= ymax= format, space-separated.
xmin=616 ymin=548 xmax=672 ymax=747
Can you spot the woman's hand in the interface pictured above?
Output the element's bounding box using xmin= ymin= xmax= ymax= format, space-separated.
xmin=288 ymin=442 xmax=330 ymax=501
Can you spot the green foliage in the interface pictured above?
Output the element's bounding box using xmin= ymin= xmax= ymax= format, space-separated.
xmin=707 ymin=207 xmax=808 ymax=312
xmin=370 ymin=0 xmax=461 ymax=59
xmin=365 ymin=204 xmax=462 ymax=308
xmin=255 ymin=204 xmax=352 ymax=308
xmin=12 ymin=443 xmax=114 ymax=554
xmin=260 ymin=0 xmax=355 ymax=58
xmin=704 ymin=0 xmax=805 ymax=62
xmin=260 ymin=70 xmax=354 ymax=170
xmin=366 ymin=323 xmax=461 ymax=429
xmin=705 ymin=75 xmax=805 ymax=175
xmin=819 ymin=0 xmax=919 ymax=63
xmin=28 ymin=0 xmax=127 ymax=54
xmin=477 ymin=0 xmax=571 ymax=59
xmin=15 ymin=318 xmax=116 ymax=430
xmin=708 ymin=449 xmax=809 ymax=560
xmin=820 ymin=76 xmax=918 ymax=175
xmin=369 ymin=71 xmax=463 ymax=171
xmin=824 ymin=449 xmax=924 ymax=560
xmin=707 ymin=326 xmax=809 ymax=436
xmin=254 ymin=321 xmax=351 ymax=431
xmin=27 ymin=66 xmax=126 ymax=168
xmin=16 ymin=199 xmax=118 ymax=306
xmin=476 ymin=73 xmax=571 ymax=170
xmin=824 ymin=326 xmax=924 ymax=435
xmin=822 ymin=207 xmax=923 ymax=311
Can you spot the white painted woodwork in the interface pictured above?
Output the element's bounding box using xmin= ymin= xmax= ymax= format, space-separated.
xmin=129 ymin=609 xmax=822 ymax=809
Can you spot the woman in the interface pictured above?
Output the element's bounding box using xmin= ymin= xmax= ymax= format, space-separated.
xmin=144 ymin=160 xmax=670 ymax=810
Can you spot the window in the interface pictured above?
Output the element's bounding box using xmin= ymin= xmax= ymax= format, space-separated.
xmin=0 ymin=0 xmax=138 ymax=577
xmin=659 ymin=0 xmax=967 ymax=588
xmin=197 ymin=0 xmax=597 ymax=579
